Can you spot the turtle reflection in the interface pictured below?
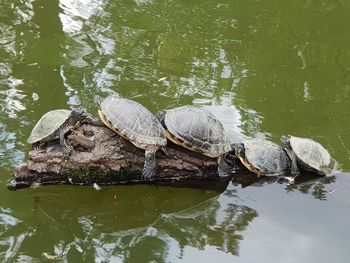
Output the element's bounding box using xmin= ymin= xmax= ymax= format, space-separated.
xmin=232 ymin=171 xmax=337 ymax=201
xmin=285 ymin=173 xmax=337 ymax=201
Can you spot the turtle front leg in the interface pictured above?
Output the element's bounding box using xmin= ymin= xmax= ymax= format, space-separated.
xmin=217 ymin=154 xmax=231 ymax=178
xmin=32 ymin=142 xmax=42 ymax=151
xmin=281 ymin=147 xmax=299 ymax=184
xmin=285 ymin=147 xmax=300 ymax=178
xmin=59 ymin=130 xmax=73 ymax=155
xmin=142 ymin=146 xmax=158 ymax=180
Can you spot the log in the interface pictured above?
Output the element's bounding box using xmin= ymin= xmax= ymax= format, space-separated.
xmin=9 ymin=123 xmax=327 ymax=191
xmin=8 ymin=123 xmax=248 ymax=190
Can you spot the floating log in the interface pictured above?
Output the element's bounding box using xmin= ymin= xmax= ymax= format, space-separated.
xmin=8 ymin=123 xmax=245 ymax=190
xmin=9 ymin=123 xmax=329 ymax=191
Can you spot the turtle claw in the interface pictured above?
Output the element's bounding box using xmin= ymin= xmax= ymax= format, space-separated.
xmin=284 ymin=176 xmax=295 ymax=185
xmin=141 ymin=167 xmax=156 ymax=180
xmin=218 ymin=171 xmax=230 ymax=178
xmin=62 ymin=145 xmax=74 ymax=156
xmin=32 ymin=142 xmax=41 ymax=151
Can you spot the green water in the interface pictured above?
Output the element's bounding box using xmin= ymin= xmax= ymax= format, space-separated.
xmin=1 ymin=0 xmax=350 ymax=262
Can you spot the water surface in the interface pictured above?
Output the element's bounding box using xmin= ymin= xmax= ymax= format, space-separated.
xmin=1 ymin=0 xmax=350 ymax=262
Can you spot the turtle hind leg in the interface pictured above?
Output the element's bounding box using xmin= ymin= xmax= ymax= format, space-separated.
xmin=58 ymin=108 xmax=87 ymax=155
xmin=142 ymin=146 xmax=158 ymax=180
xmin=217 ymin=155 xmax=231 ymax=178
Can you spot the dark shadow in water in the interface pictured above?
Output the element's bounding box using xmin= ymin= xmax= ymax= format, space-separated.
xmin=0 ymin=185 xmax=257 ymax=261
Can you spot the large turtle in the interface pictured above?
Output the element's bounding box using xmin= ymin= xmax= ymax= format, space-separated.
xmin=98 ymin=96 xmax=167 ymax=180
xmin=280 ymin=135 xmax=336 ymax=176
xmin=232 ymin=139 xmax=291 ymax=179
xmin=157 ymin=105 xmax=232 ymax=177
xmin=27 ymin=108 xmax=88 ymax=154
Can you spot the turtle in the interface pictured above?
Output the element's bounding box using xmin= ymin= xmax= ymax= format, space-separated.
xmin=280 ymin=135 xmax=336 ymax=177
xmin=156 ymin=105 xmax=232 ymax=177
xmin=97 ymin=96 xmax=167 ymax=180
xmin=27 ymin=108 xmax=89 ymax=155
xmin=232 ymin=139 xmax=292 ymax=180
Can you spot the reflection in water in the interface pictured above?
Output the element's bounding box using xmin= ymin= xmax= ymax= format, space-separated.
xmin=232 ymin=171 xmax=339 ymax=201
xmin=203 ymin=105 xmax=248 ymax=143
xmin=158 ymin=197 xmax=257 ymax=257
xmin=0 ymin=0 xmax=350 ymax=262
xmin=0 ymin=208 xmax=25 ymax=262
xmin=0 ymin=187 xmax=257 ymax=261
xmin=59 ymin=0 xmax=104 ymax=34
xmin=286 ymin=175 xmax=337 ymax=201
xmin=0 ymin=77 xmax=26 ymax=119
xmin=0 ymin=209 xmax=21 ymax=230
xmin=56 ymin=0 xmax=254 ymax=112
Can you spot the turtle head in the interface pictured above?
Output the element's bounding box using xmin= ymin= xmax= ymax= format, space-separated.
xmin=94 ymin=94 xmax=120 ymax=106
xmin=232 ymin=143 xmax=245 ymax=158
xmin=94 ymin=95 xmax=104 ymax=106
xmin=280 ymin=135 xmax=291 ymax=148
xmin=156 ymin=111 xmax=166 ymax=127
xmin=70 ymin=107 xmax=87 ymax=123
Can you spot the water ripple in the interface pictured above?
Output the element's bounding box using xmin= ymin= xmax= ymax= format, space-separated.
xmin=0 ymin=77 xmax=26 ymax=119
xmin=59 ymin=0 xmax=104 ymax=34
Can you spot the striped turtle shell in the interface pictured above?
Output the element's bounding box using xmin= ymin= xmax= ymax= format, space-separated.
xmin=289 ymin=136 xmax=335 ymax=174
xmin=239 ymin=139 xmax=291 ymax=176
xmin=98 ymin=96 xmax=166 ymax=148
xmin=27 ymin=109 xmax=71 ymax=144
xmin=163 ymin=106 xmax=231 ymax=157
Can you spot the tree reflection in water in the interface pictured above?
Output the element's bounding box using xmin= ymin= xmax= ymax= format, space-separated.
xmin=65 ymin=189 xmax=258 ymax=261
xmin=156 ymin=196 xmax=257 ymax=257
xmin=0 ymin=185 xmax=258 ymax=261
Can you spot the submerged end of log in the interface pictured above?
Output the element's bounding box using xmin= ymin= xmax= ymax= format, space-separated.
xmin=9 ymin=123 xmax=241 ymax=191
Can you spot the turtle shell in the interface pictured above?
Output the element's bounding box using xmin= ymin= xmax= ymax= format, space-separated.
xmin=289 ymin=136 xmax=334 ymax=174
xmin=163 ymin=106 xmax=231 ymax=157
xmin=98 ymin=96 xmax=166 ymax=148
xmin=240 ymin=140 xmax=291 ymax=176
xmin=27 ymin=109 xmax=71 ymax=144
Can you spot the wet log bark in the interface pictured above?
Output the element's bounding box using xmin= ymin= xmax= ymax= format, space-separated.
xmin=9 ymin=123 xmax=242 ymax=190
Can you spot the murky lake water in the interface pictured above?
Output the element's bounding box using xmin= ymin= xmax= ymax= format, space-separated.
xmin=1 ymin=0 xmax=350 ymax=262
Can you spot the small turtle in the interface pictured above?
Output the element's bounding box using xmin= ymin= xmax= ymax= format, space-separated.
xmin=280 ymin=135 xmax=336 ymax=176
xmin=157 ymin=106 xmax=232 ymax=177
xmin=232 ymin=139 xmax=291 ymax=179
xmin=27 ymin=108 xmax=88 ymax=154
xmin=98 ymin=96 xmax=167 ymax=180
